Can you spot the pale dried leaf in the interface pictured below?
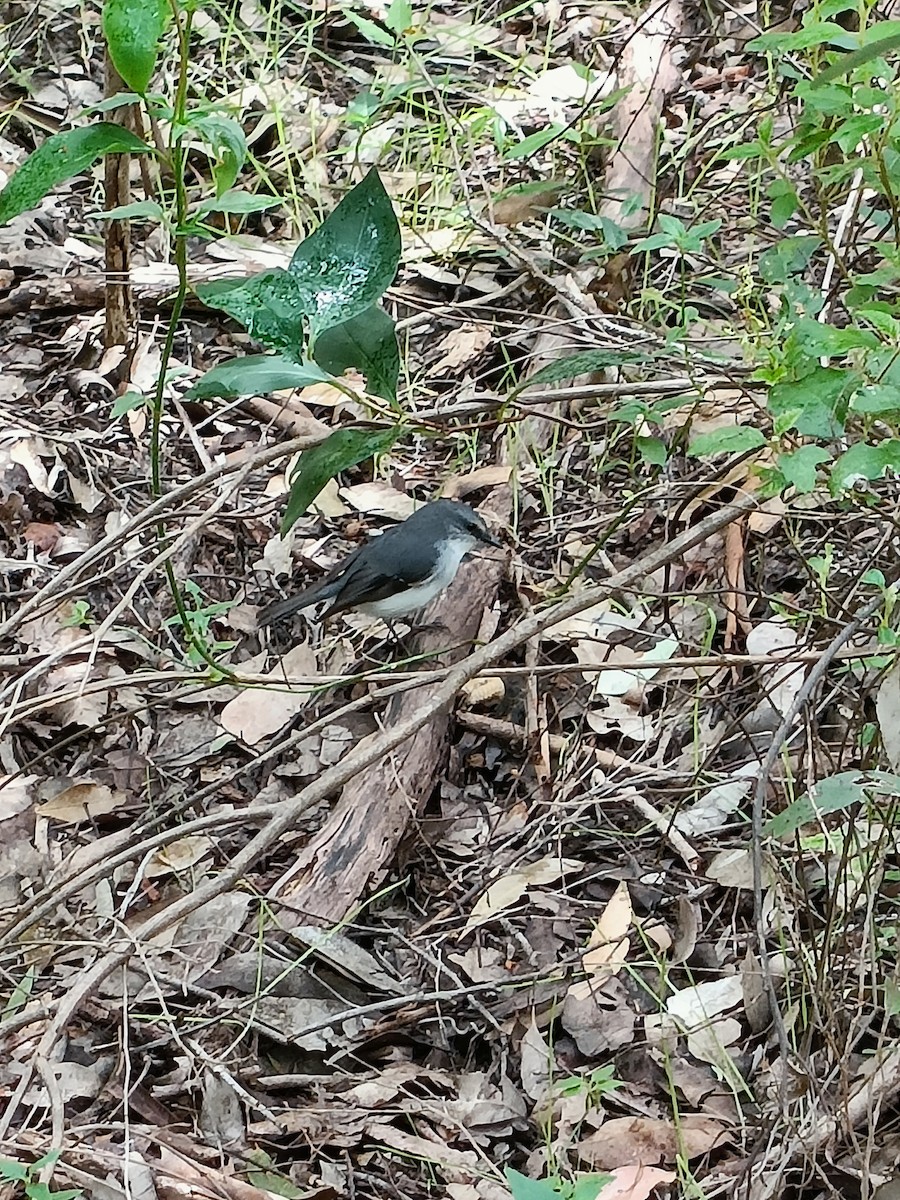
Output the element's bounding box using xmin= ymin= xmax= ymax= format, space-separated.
xmin=519 ymin=1016 xmax=552 ymax=1103
xmin=339 ymin=482 xmax=418 ymax=519
xmin=37 ymin=781 xmax=129 ymax=824
xmin=220 ymin=643 xmax=318 ymax=744
xmin=431 ymin=323 xmax=492 ymax=373
xmin=576 ymin=1114 xmax=730 ymax=1168
xmin=465 ymin=856 xmax=584 ymax=930
xmin=147 ymin=835 xmax=214 ymax=876
xmin=598 ymin=1165 xmax=677 ymax=1200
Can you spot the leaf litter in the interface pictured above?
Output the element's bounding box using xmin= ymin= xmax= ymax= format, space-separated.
xmin=0 ymin=2 xmax=898 ymax=1200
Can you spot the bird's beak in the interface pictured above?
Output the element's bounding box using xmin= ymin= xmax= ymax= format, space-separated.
xmin=478 ymin=526 xmax=503 ymax=548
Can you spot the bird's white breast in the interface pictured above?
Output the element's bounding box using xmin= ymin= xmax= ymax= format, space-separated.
xmin=361 ymin=534 xmax=477 ymax=619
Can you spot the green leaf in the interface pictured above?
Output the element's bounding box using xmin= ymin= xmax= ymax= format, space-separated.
xmin=716 ymin=142 xmax=767 ymax=160
xmin=26 ymin=1187 xmax=83 ymax=1200
xmin=92 ymin=199 xmax=164 ymax=220
xmin=344 ymin=10 xmax=395 ymax=46
xmin=246 ymin=1172 xmax=305 ymax=1200
xmin=197 ymin=171 xmax=400 ymax=357
xmin=789 ymin=316 xmax=879 ymax=357
xmin=813 ymin=27 xmax=900 ymax=85
xmin=385 ymin=0 xmax=413 ymax=33
xmin=112 ymin=390 xmax=148 ymax=417
xmin=515 ymin=348 xmax=657 ymax=393
xmin=102 ymin=0 xmax=168 ymax=94
xmin=852 ymin=384 xmax=900 ymax=415
xmin=768 ymin=179 xmax=798 ymax=229
xmin=776 ymin=445 xmax=831 ymax=492
xmin=186 ymin=354 xmax=331 ymax=400
xmin=30 ymin=1153 xmax=62 ymax=1171
xmin=747 ymin=22 xmax=853 ymax=52
xmin=281 ymin=426 xmax=401 ymax=534
xmin=636 ymin=435 xmax=667 ymax=466
xmin=287 ymin=168 xmax=401 ymax=341
xmin=572 ymin=1176 xmax=615 ymax=1200
xmin=832 ymin=439 xmax=900 ymax=492
xmin=312 ymin=305 xmax=400 ymax=404
xmin=769 ymin=366 xmax=855 ymax=438
xmin=0 ymin=1161 xmax=29 ymax=1182
xmin=502 ymin=124 xmax=568 ymax=161
xmin=687 ymin=426 xmax=766 ymax=457
xmin=197 ymin=270 xmax=306 ymax=354
xmin=765 ymin=771 xmax=900 ymax=838
xmin=195 ymin=190 xmax=280 ymax=215
xmin=189 ymin=114 xmax=247 ymax=196
xmin=504 ymin=1169 xmax=562 ymax=1200
xmin=3 ymin=964 xmax=36 ymax=1017
xmin=0 ymin=124 xmax=149 ymax=225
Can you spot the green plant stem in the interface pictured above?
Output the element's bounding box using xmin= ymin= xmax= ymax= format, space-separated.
xmin=146 ymin=1 xmax=226 ymax=671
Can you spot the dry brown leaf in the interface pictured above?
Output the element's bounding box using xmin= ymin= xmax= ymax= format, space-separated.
xmin=146 ymin=835 xmax=214 ymax=876
xmin=339 ymin=482 xmax=418 ymax=519
xmin=459 ymin=676 xmax=505 ymax=707
xmin=597 ymin=1166 xmax=677 ymax=1199
xmin=22 ymin=521 xmax=62 ymax=552
xmin=430 ymin=323 xmax=492 ymax=373
xmin=441 ymin=465 xmax=513 ymax=498
xmin=576 ymin=1114 xmax=730 ymax=1168
xmin=519 ymin=1016 xmax=552 ymax=1103
xmin=219 ymin=643 xmax=318 ymax=744
xmin=37 ymin=781 xmax=129 ymax=823
xmin=582 ymin=880 xmax=632 ymax=977
xmin=465 ymin=856 xmax=584 ymax=931
xmin=0 ymin=774 xmax=37 ymax=822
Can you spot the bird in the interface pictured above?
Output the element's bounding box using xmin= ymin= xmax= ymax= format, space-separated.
xmin=258 ymin=499 xmax=501 ymax=626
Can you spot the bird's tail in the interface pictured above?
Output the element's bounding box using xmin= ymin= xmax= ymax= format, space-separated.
xmin=257 ymin=579 xmax=334 ymax=626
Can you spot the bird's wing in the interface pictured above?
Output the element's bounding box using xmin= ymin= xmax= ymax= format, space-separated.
xmin=324 ymin=530 xmax=436 ymax=616
xmin=257 ymin=547 xmax=366 ymax=626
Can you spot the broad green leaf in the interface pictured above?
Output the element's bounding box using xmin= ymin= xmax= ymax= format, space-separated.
xmin=102 ymin=0 xmax=168 ymax=94
xmin=636 ymin=435 xmax=667 ymax=466
xmin=687 ymin=426 xmax=766 ymax=457
xmin=312 ymin=305 xmax=400 ymax=405
xmin=188 ymin=114 xmax=247 ymax=196
xmin=92 ymin=199 xmax=164 ymax=220
xmin=197 ymin=270 xmax=305 ymax=354
xmin=814 ymin=27 xmax=900 ymax=84
xmin=572 ymin=1176 xmax=615 ymax=1200
xmin=385 ymin=0 xmax=413 ymax=33
xmin=768 ymin=179 xmax=798 ymax=229
xmin=287 ymin=168 xmax=401 ymax=342
xmin=716 ymin=142 xmax=767 ymax=160
xmin=747 ymin=22 xmax=854 ymax=52
xmin=852 ymin=384 xmax=900 ymax=415
xmin=832 ymin=112 xmax=884 ymax=152
xmin=246 ymin=1171 xmax=305 ymax=1200
xmin=187 ymin=354 xmax=331 ymax=400
xmin=789 ymin=316 xmax=879 ymax=357
xmin=769 ymin=366 xmax=855 ymax=438
xmin=776 ymin=445 xmax=830 ymax=493
xmin=832 ymin=439 xmax=900 ymax=492
xmin=112 ymin=390 xmax=147 ymax=417
xmin=765 ymin=770 xmax=900 ymax=838
xmin=344 ymin=10 xmax=395 ymax=46
xmin=0 ymin=124 xmax=149 ymax=225
xmin=195 ymin=190 xmax=280 ymax=215
xmin=281 ymin=426 xmax=401 ymax=534
xmin=515 ymin=348 xmax=657 ymax=393
xmin=0 ymin=1162 xmax=28 ymax=1182
xmin=504 ymin=1169 xmax=561 ymax=1200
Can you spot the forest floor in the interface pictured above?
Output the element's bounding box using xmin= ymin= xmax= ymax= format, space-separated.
xmin=2 ymin=2 xmax=900 ymax=1200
